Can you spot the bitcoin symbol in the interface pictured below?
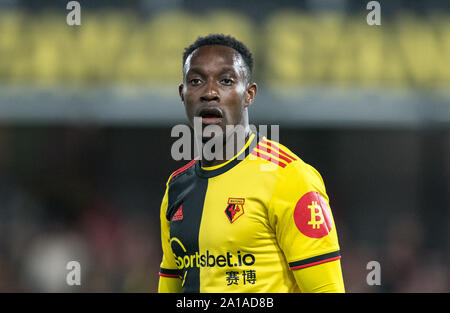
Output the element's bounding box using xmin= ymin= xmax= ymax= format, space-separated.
xmin=307 ymin=201 xmax=324 ymax=229
xmin=294 ymin=192 xmax=332 ymax=238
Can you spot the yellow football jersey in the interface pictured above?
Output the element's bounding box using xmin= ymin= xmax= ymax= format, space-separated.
xmin=159 ymin=133 xmax=342 ymax=292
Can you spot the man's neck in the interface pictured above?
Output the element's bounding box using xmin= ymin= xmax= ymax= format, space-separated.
xmin=199 ymin=131 xmax=250 ymax=168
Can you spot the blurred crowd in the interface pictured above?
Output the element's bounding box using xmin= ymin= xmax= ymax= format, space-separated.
xmin=340 ymin=212 xmax=449 ymax=292
xmin=0 ymin=127 xmax=165 ymax=292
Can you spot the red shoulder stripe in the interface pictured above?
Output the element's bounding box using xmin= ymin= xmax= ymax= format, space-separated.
xmin=251 ymin=150 xmax=287 ymax=168
xmin=256 ymin=144 xmax=293 ymax=164
xmin=169 ymin=157 xmax=198 ymax=181
xmin=260 ymin=139 xmax=297 ymax=161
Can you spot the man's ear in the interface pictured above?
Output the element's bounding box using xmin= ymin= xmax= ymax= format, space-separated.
xmin=179 ymin=83 xmax=185 ymax=104
xmin=244 ymin=82 xmax=258 ymax=108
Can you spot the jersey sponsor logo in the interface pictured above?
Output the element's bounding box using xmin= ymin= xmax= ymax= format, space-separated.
xmin=293 ymin=191 xmax=333 ymax=238
xmin=170 ymin=237 xmax=255 ymax=270
xmin=225 ymin=198 xmax=245 ymax=223
xmin=170 ymin=237 xmax=257 ymax=287
xmin=175 ymin=250 xmax=256 ymax=270
xmin=172 ymin=205 xmax=184 ymax=221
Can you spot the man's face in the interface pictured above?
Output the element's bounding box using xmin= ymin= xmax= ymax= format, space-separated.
xmin=179 ymin=45 xmax=257 ymax=140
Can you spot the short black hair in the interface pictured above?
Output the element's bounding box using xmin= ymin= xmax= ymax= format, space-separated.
xmin=182 ymin=34 xmax=254 ymax=81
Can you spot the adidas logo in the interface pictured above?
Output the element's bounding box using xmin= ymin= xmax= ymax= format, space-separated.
xmin=172 ymin=205 xmax=183 ymax=221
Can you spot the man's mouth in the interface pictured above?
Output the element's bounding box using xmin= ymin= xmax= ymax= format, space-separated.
xmin=197 ymin=108 xmax=223 ymax=125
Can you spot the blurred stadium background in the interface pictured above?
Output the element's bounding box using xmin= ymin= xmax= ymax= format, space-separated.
xmin=0 ymin=0 xmax=449 ymax=292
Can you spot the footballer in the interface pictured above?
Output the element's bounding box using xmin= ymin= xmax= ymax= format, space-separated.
xmin=158 ymin=34 xmax=345 ymax=293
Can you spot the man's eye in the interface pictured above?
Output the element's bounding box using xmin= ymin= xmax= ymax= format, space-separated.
xmin=189 ymin=79 xmax=202 ymax=85
xmin=221 ymin=78 xmax=234 ymax=85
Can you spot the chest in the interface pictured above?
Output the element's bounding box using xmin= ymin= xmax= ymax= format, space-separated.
xmin=168 ymin=172 xmax=275 ymax=254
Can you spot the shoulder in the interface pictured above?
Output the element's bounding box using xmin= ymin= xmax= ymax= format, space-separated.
xmin=254 ymin=137 xmax=323 ymax=181
xmin=166 ymin=157 xmax=199 ymax=185
xmin=161 ymin=158 xmax=199 ymax=219
xmin=251 ymin=137 xmax=299 ymax=169
xmin=254 ymin=138 xmax=327 ymax=196
xmin=161 ymin=157 xmax=198 ymax=202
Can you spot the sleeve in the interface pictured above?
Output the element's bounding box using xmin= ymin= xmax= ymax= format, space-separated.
xmin=292 ymin=259 xmax=345 ymax=293
xmin=268 ymin=161 xmax=343 ymax=275
xmin=158 ymin=275 xmax=183 ymax=293
xmin=158 ymin=180 xmax=182 ymax=292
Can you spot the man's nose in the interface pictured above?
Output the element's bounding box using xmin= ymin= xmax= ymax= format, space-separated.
xmin=200 ymin=80 xmax=219 ymax=102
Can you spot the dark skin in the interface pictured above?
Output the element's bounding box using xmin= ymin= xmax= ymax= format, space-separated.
xmin=179 ymin=45 xmax=257 ymax=167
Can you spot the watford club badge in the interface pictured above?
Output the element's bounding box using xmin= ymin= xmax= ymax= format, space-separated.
xmin=225 ymin=198 xmax=245 ymax=223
